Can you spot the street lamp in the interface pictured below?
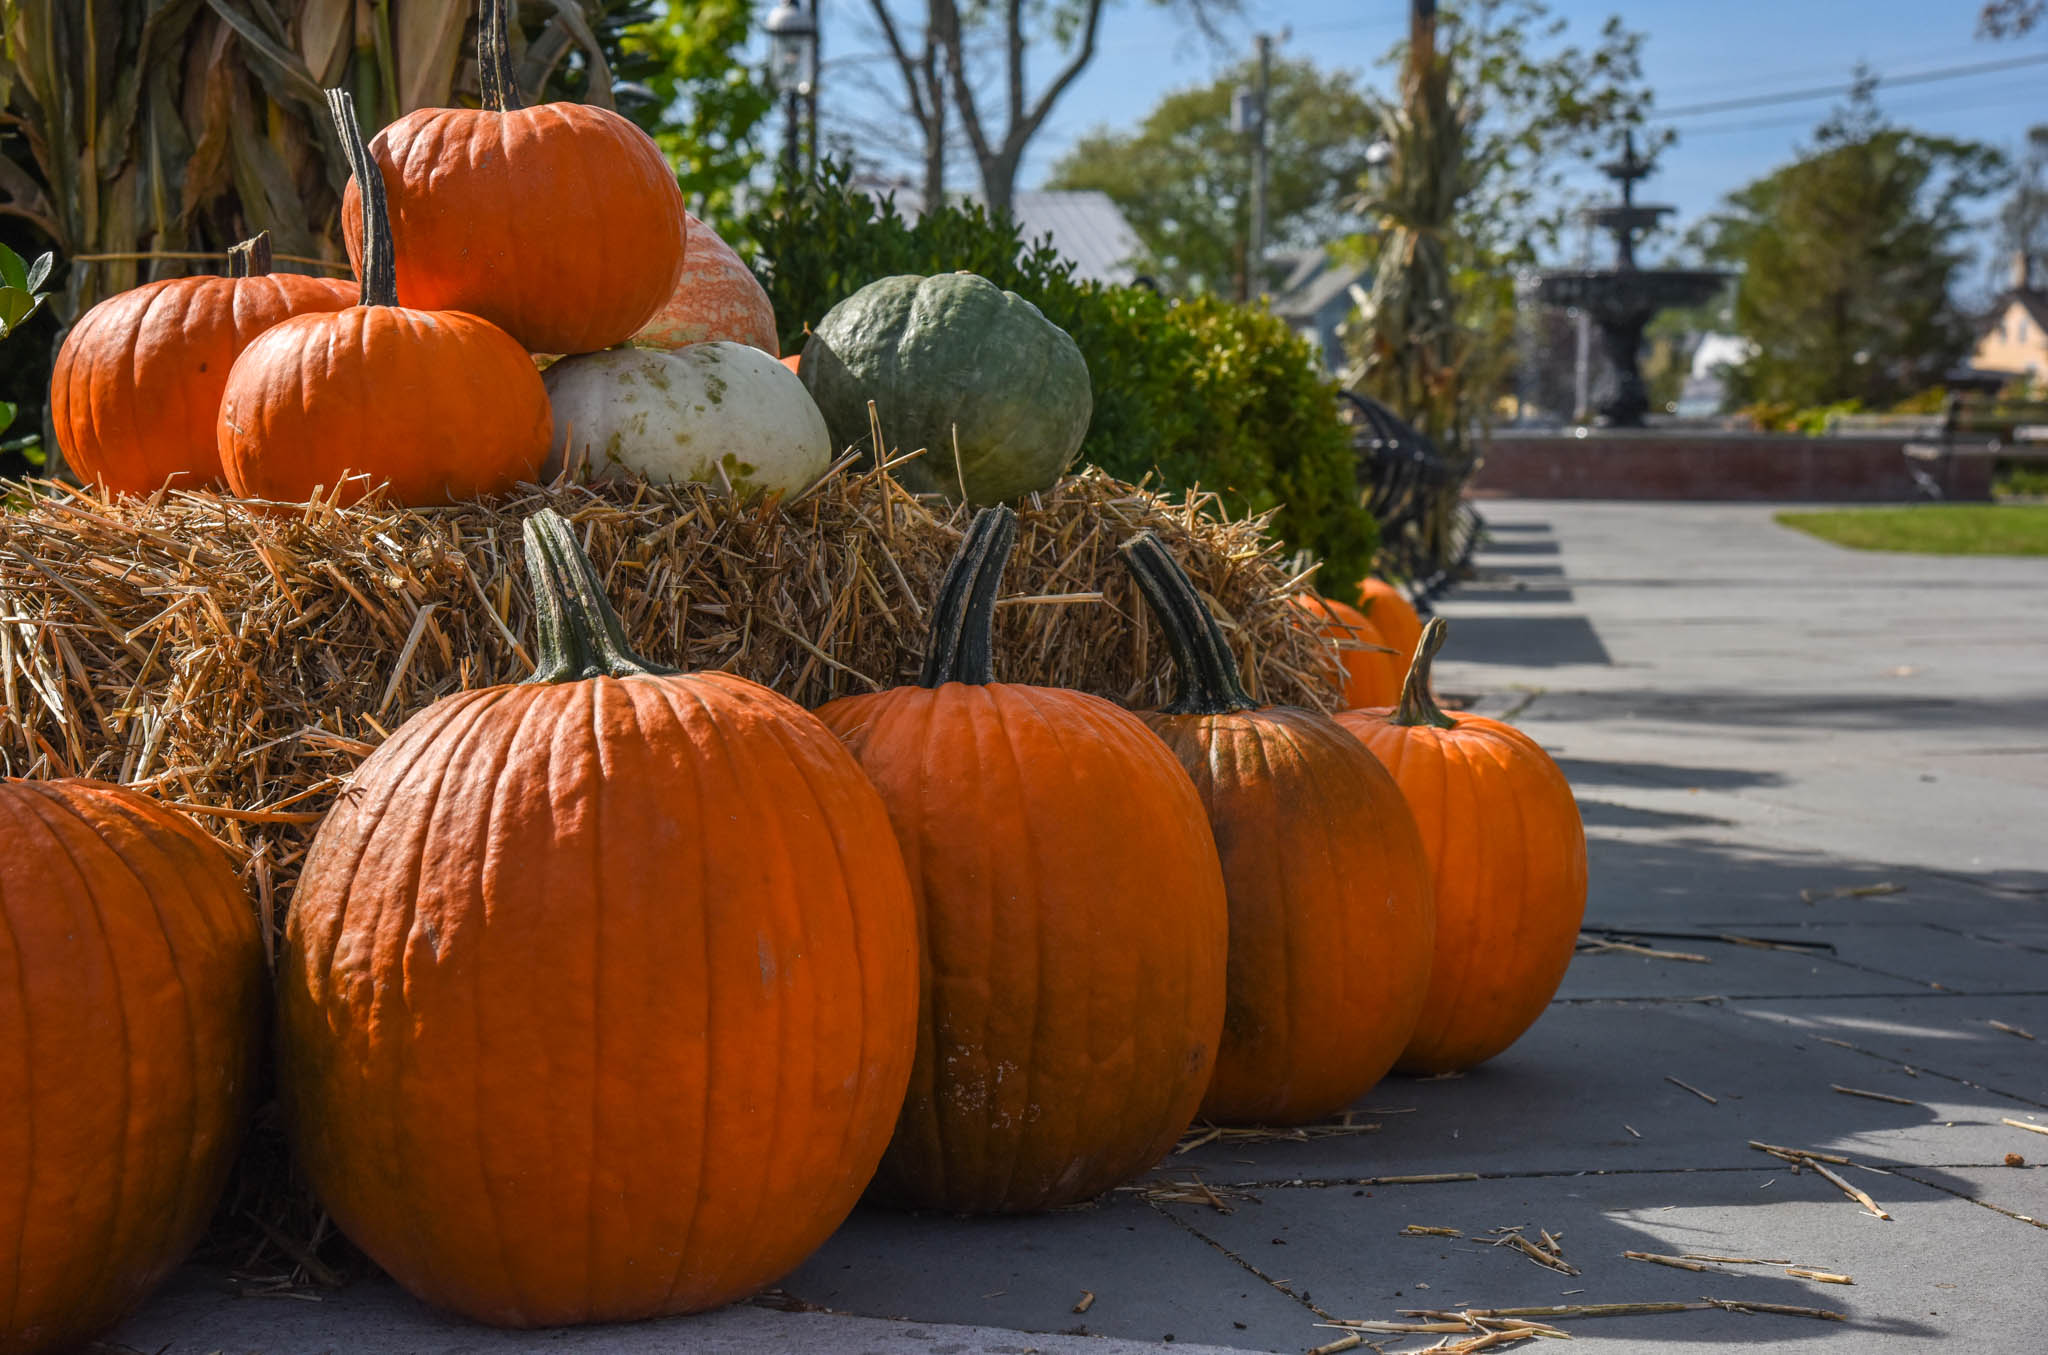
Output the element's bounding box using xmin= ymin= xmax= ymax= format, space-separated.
xmin=765 ymin=0 xmax=818 ymax=184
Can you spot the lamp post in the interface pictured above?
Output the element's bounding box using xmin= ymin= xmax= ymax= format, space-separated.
xmin=765 ymin=0 xmax=818 ymax=185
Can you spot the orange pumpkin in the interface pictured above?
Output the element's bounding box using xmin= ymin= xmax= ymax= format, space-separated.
xmin=1358 ymin=576 xmax=1425 ymax=669
xmin=816 ymin=507 xmax=1228 ymax=1213
xmin=1294 ymin=594 xmax=1403 ymax=708
xmin=1122 ymin=534 xmax=1434 ymax=1125
xmin=1 ymin=780 xmax=261 ymax=1355
xmin=341 ymin=0 xmax=685 ymax=355
xmin=1335 ymin=620 xmax=1587 ymax=1073
xmin=277 ymin=508 xmax=919 ymax=1326
xmin=631 ymin=211 xmax=778 ymax=354
xmin=49 ymin=232 xmax=355 ymax=494
xmin=220 ymin=90 xmax=551 ymax=506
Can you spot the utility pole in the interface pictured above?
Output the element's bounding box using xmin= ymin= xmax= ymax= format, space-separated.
xmin=1249 ymin=33 xmax=1271 ymax=298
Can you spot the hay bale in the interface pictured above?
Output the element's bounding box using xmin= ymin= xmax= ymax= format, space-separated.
xmin=2 ymin=464 xmax=1340 ymax=946
xmin=0 ymin=462 xmax=1343 ymax=1281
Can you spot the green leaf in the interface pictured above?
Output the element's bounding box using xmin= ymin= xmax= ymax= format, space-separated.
xmin=0 ymin=242 xmax=24 ymax=293
xmin=0 ymin=401 xmax=14 ymax=437
xmin=25 ymin=251 xmax=52 ymax=294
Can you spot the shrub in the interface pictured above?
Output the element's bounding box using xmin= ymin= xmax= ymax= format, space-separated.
xmin=745 ymin=166 xmax=1376 ymax=589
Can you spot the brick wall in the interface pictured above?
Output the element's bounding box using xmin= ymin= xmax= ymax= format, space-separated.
xmin=1471 ymin=433 xmax=1995 ymax=501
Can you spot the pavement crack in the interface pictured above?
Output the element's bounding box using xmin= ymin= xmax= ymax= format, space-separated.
xmin=1141 ymin=1196 xmax=1335 ymax=1323
xmin=1890 ymin=1167 xmax=2048 ymax=1231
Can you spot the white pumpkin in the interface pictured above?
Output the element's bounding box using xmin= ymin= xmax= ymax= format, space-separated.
xmin=630 ymin=212 xmax=781 ymax=355
xmin=542 ymin=343 xmax=831 ymax=497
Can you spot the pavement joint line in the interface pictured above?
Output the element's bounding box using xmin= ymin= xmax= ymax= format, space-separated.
xmin=1150 ymin=1164 xmax=2041 ymax=1193
xmin=1888 ymin=1167 xmax=2048 ymax=1232
xmin=1140 ymin=1196 xmax=1334 ymax=1324
xmin=1555 ymin=990 xmax=2048 ymax=1004
xmin=1715 ymin=1010 xmax=2048 ymax=1111
xmin=1917 ymin=920 xmax=2048 ymax=958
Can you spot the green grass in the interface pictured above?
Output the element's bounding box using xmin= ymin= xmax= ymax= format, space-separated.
xmin=1775 ymin=505 xmax=2048 ymax=555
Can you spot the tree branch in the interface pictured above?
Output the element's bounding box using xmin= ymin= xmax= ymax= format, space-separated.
xmin=937 ymin=0 xmax=994 ymax=168
xmin=1019 ymin=0 xmax=1106 ymax=145
xmin=869 ymin=0 xmax=934 ymax=133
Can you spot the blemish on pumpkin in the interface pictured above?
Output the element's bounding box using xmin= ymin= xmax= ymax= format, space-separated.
xmin=758 ymin=937 xmax=777 ymax=987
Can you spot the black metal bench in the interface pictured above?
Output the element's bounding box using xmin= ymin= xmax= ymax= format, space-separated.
xmin=1338 ymin=391 xmax=1483 ymax=606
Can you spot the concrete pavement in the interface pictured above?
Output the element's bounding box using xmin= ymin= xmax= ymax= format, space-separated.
xmin=109 ymin=501 xmax=2048 ymax=1354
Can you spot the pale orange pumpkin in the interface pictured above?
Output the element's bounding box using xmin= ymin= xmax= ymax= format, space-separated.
xmin=631 ymin=212 xmax=779 ymax=355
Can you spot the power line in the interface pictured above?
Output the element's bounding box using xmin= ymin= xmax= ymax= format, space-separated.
xmin=1650 ymin=51 xmax=2048 ymax=121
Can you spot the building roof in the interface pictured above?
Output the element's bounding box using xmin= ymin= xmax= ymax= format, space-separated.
xmin=867 ymin=182 xmax=1143 ymax=285
xmin=1007 ymin=192 xmax=1142 ymax=286
xmin=1269 ymin=248 xmax=1371 ymax=324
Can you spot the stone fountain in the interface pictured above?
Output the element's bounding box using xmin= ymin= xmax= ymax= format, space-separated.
xmin=1536 ymin=133 xmax=1730 ymax=427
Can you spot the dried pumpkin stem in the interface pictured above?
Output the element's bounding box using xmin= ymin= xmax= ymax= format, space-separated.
xmin=477 ymin=0 xmax=525 ymax=113
xmin=324 ymin=88 xmax=397 ymax=308
xmin=1392 ymin=617 xmax=1456 ymax=729
xmin=521 ymin=508 xmax=678 ymax=684
xmin=1120 ymin=532 xmax=1257 ymax=715
xmin=227 ymin=232 xmax=272 ymax=278
xmin=920 ymin=505 xmax=1017 ymax=687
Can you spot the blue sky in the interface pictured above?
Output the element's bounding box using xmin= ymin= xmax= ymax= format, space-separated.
xmin=811 ymin=0 xmax=2045 ymax=275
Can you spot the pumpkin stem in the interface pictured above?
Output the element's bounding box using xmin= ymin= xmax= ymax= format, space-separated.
xmin=1391 ymin=617 xmax=1457 ymax=729
xmin=477 ymin=0 xmax=525 ymax=113
xmin=325 ymin=89 xmax=397 ymax=308
xmin=919 ymin=505 xmax=1017 ymax=687
xmin=227 ymin=232 xmax=272 ymax=278
xmin=1119 ymin=532 xmax=1257 ymax=716
xmin=522 ymin=508 xmax=678 ymax=684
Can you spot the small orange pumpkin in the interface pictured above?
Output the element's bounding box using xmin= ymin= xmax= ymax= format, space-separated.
xmin=1 ymin=779 xmax=262 ymax=1355
xmin=49 ymin=232 xmax=355 ymax=494
xmin=816 ymin=507 xmax=1228 ymax=1213
xmin=1335 ymin=620 xmax=1587 ymax=1073
xmin=341 ymin=0 xmax=686 ymax=354
xmin=1293 ymin=593 xmax=1403 ymax=708
xmin=631 ymin=211 xmax=778 ymax=355
xmin=1122 ymin=534 xmax=1434 ymax=1126
xmin=277 ymin=509 xmax=919 ymax=1326
xmin=220 ymin=90 xmax=551 ymax=506
xmin=1358 ymin=576 xmax=1425 ymax=669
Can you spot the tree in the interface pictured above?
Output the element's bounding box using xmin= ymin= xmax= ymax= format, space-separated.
xmin=621 ymin=0 xmax=775 ymax=237
xmin=861 ymin=0 xmax=1234 ymax=218
xmin=1996 ymin=124 xmax=2048 ymax=291
xmin=1346 ymin=0 xmax=1659 ymax=442
xmin=1979 ymin=0 xmax=2044 ymax=37
xmin=1045 ymin=57 xmax=1376 ymax=295
xmin=1700 ymin=83 xmax=2009 ymax=409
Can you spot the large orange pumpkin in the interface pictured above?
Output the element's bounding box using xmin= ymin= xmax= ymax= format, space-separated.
xmin=220 ymin=90 xmax=551 ymax=506
xmin=1121 ymin=534 xmax=1434 ymax=1126
xmin=1358 ymin=576 xmax=1425 ymax=669
xmin=341 ymin=0 xmax=686 ymax=355
xmin=816 ymin=507 xmax=1228 ymax=1213
xmin=49 ymin=231 xmax=355 ymax=494
xmin=276 ymin=508 xmax=918 ymax=1327
xmin=1 ymin=780 xmax=261 ymax=1355
xmin=1294 ymin=593 xmax=1403 ymax=708
xmin=631 ymin=211 xmax=778 ymax=355
xmin=1335 ymin=620 xmax=1587 ymax=1073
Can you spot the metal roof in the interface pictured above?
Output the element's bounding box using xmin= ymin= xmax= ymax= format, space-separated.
xmin=875 ymin=183 xmax=1143 ymax=285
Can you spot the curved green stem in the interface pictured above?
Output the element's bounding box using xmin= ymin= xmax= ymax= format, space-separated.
xmin=522 ymin=508 xmax=677 ymax=684
xmin=325 ymin=88 xmax=397 ymax=308
xmin=1119 ymin=532 xmax=1257 ymax=716
xmin=477 ymin=0 xmax=524 ymax=112
xmin=1392 ymin=617 xmax=1456 ymax=729
xmin=227 ymin=232 xmax=271 ymax=278
xmin=919 ymin=505 xmax=1017 ymax=687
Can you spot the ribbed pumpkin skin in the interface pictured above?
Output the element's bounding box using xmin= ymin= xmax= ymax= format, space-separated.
xmin=278 ymin=672 xmax=920 ymax=1326
xmin=217 ymin=306 xmax=551 ymax=505
xmin=1295 ymin=595 xmax=1403 ymax=708
xmin=1 ymin=780 xmax=261 ymax=1355
xmin=1358 ymin=579 xmax=1425 ymax=669
xmin=50 ymin=273 xmax=354 ymax=493
xmin=817 ymin=683 xmax=1228 ymax=1213
xmin=631 ymin=211 xmax=779 ymax=355
xmin=801 ymin=273 xmax=1092 ymax=504
xmin=343 ymin=104 xmax=686 ymax=355
xmin=1146 ymin=710 xmax=1435 ymax=1125
xmin=1335 ymin=709 xmax=1587 ymax=1073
